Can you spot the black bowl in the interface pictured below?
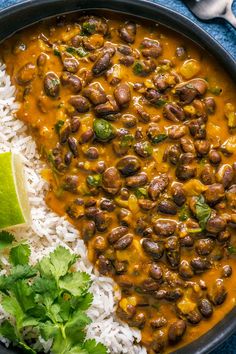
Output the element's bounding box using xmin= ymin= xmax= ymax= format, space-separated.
xmin=0 ymin=1 xmax=235 ymax=353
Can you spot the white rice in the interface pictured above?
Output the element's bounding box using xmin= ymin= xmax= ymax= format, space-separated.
xmin=0 ymin=63 xmax=147 ymax=354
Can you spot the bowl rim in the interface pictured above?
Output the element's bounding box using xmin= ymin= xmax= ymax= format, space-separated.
xmin=0 ymin=1 xmax=236 ymax=354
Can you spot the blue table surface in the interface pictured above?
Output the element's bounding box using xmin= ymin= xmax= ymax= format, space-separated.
xmin=0 ymin=0 xmax=235 ymax=352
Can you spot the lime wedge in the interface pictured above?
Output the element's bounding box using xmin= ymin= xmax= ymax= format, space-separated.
xmin=0 ymin=152 xmax=30 ymax=229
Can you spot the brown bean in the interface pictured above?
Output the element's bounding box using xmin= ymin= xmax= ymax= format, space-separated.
xmin=175 ymin=78 xmax=208 ymax=104
xmin=94 ymin=236 xmax=106 ymax=251
xmin=62 ymin=57 xmax=79 ymax=73
xmin=148 ymin=174 xmax=169 ymax=201
xmin=218 ymin=230 xmax=231 ymax=243
xmin=186 ymin=310 xmax=202 ymax=325
xmin=158 ymin=199 xmax=177 ymax=215
xmin=118 ymin=208 xmax=132 ymax=226
xmin=81 ymin=220 xmax=96 ymax=242
xmin=129 ymin=312 xmax=146 ymax=329
xmin=61 ymin=72 xmax=82 ymax=93
xmin=165 ymin=236 xmax=180 ymax=268
xmin=114 ymin=234 xmax=133 ymax=250
xmin=179 ymin=260 xmax=194 ymax=279
xmin=119 ymin=55 xmax=135 ymax=67
xmin=142 ymin=239 xmax=164 ymax=260
xmin=150 ymin=317 xmax=167 ymax=329
xmin=100 ymin=198 xmax=116 ymax=212
xmin=204 ymin=97 xmax=216 ymax=114
xmin=92 ymin=50 xmax=114 ymax=76
xmin=168 ymin=125 xmax=187 ymax=139
xmin=151 ymin=333 xmax=166 ymax=353
xmin=180 ymin=136 xmax=195 ymax=154
xmin=216 ymin=164 xmax=234 ymax=188
xmin=165 ymin=288 xmax=183 ymax=301
xmin=180 ymin=235 xmax=194 ymax=247
xmin=188 ymin=118 xmax=206 ymax=139
xmin=69 ymin=95 xmax=90 ymax=113
xmin=176 ymin=164 xmax=196 ymax=181
xmin=166 ymin=144 xmax=181 ymax=165
xmin=68 ymin=137 xmax=78 ymax=157
xmin=119 ymin=21 xmax=136 ymax=43
xmin=83 ymin=82 xmax=107 ymax=105
xmin=97 ymin=255 xmax=112 ymax=275
xmin=114 ymin=83 xmax=131 ymax=108
xmin=222 ymin=265 xmax=232 ymax=278
xmin=138 ymin=199 xmax=157 ymax=210
xmin=190 ymin=257 xmax=211 ymax=273
xmin=195 ymin=238 xmax=215 ymax=256
xmin=141 ymin=38 xmax=162 ymax=58
xmin=44 ymin=72 xmax=60 ymax=97
xmin=16 ymin=62 xmax=36 ymax=85
xmin=85 ymin=147 xmax=99 ymax=160
xmin=94 ymin=96 xmax=120 ymax=118
xmin=168 ymin=320 xmax=186 ymax=344
xmin=116 ymin=155 xmax=141 ymax=176
xmin=209 ymin=149 xmax=221 ymax=165
xmin=70 ymin=116 xmax=81 ymax=133
xmin=163 ymin=103 xmax=185 ymax=122
xmin=208 ymin=279 xmax=227 ymax=305
xmin=204 ymin=183 xmax=225 ymax=205
xmin=94 ymin=210 xmax=111 ymax=232
xmin=121 ymin=114 xmax=137 ymax=128
xmin=153 ymin=219 xmax=177 ymax=237
xmin=102 ymin=167 xmax=122 ymax=195
xmin=200 ymin=164 xmax=215 ymax=185
xmin=149 ymin=263 xmax=163 ymax=281
xmin=108 ymin=226 xmax=128 ymax=244
xmin=195 ymin=140 xmax=210 ymax=156
xmin=198 ymin=298 xmax=213 ymax=318
xmin=176 ymin=46 xmax=187 ymax=59
xmin=206 ymin=214 xmax=226 ymax=234
xmin=171 ymin=183 xmax=186 ymax=206
xmin=141 ymin=278 xmax=160 ymax=292
xmin=226 ymin=185 xmax=236 ymax=209
xmin=63 ymin=175 xmax=79 ymax=193
xmin=80 ymin=128 xmax=94 ymax=144
xmin=59 ymin=123 xmax=71 ymax=144
xmin=126 ymin=172 xmax=148 ymax=188
xmin=64 ymin=151 xmax=73 ymax=166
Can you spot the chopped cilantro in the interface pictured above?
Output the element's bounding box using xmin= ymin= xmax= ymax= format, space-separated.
xmin=134 ymin=187 xmax=148 ymax=199
xmin=54 ymin=120 xmax=64 ymax=134
xmin=195 ymin=195 xmax=212 ymax=230
xmin=86 ymin=174 xmax=102 ymax=187
xmin=81 ymin=22 xmax=96 ymax=35
xmin=179 ymin=205 xmax=190 ymax=221
xmin=149 ymin=133 xmax=168 ymax=144
xmin=133 ymin=62 xmax=144 ymax=76
xmin=66 ymin=46 xmax=88 ymax=57
xmin=209 ymin=86 xmax=222 ymax=96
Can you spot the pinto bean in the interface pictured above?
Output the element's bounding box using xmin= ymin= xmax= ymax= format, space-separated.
xmin=165 ymin=288 xmax=183 ymax=301
xmin=209 ymin=149 xmax=222 ymax=165
xmin=16 ymin=62 xmax=36 ymax=85
xmin=176 ymin=164 xmax=196 ymax=181
xmin=119 ymin=21 xmax=136 ymax=43
xmin=166 ymin=144 xmax=181 ymax=165
xmin=204 ymin=183 xmax=225 ymax=205
xmin=70 ymin=117 xmax=81 ymax=133
xmin=180 ymin=136 xmax=195 ymax=154
xmin=119 ymin=55 xmax=135 ymax=67
xmin=94 ymin=210 xmax=111 ymax=232
xmin=150 ymin=317 xmax=167 ymax=329
xmin=204 ymin=97 xmax=216 ymax=114
xmin=83 ymin=82 xmax=107 ymax=105
xmin=179 ymin=260 xmax=194 ymax=279
xmin=198 ymin=299 xmax=213 ymax=318
xmin=69 ymin=95 xmax=90 ymax=113
xmin=85 ymin=147 xmax=99 ymax=160
xmin=81 ymin=220 xmax=96 ymax=242
xmin=80 ymin=128 xmax=94 ymax=143
xmin=190 ymin=257 xmax=211 ymax=273
xmin=116 ymin=155 xmax=141 ymax=176
xmin=136 ymin=105 xmax=151 ymax=123
xmin=163 ymin=103 xmax=185 ymax=122
xmin=168 ymin=320 xmax=186 ymax=344
xmin=208 ymin=279 xmax=227 ymax=305
xmin=200 ymin=165 xmax=215 ymax=185
xmin=138 ymin=199 xmax=157 ymax=210
xmin=151 ymin=333 xmax=166 ymax=353
xmin=108 ymin=226 xmax=128 ymax=244
xmin=94 ymin=96 xmax=120 ymax=117
xmin=195 ymin=238 xmax=215 ymax=256
xmin=188 ymin=118 xmax=206 ymax=139
xmin=175 ymin=78 xmax=208 ymax=104
xmin=62 ymin=57 xmax=79 ymax=73
xmin=102 ymin=167 xmax=122 ymax=195
xmin=114 ymin=234 xmax=133 ymax=250
xmin=149 ymin=263 xmax=163 ymax=281
xmin=216 ymin=164 xmax=234 ymax=188
xmin=206 ymin=215 xmax=226 ymax=234
xmin=126 ymin=172 xmax=148 ymax=188
xmin=100 ymin=198 xmax=116 ymax=212
xmin=114 ymin=83 xmax=131 ymax=108
xmin=61 ymin=72 xmax=82 ymax=93
xmin=186 ymin=311 xmax=202 ymax=325
xmin=153 ymin=219 xmax=177 ymax=236
xmin=165 ymin=236 xmax=180 ymax=268
xmin=142 ymin=239 xmax=164 ymax=260
xmin=68 ymin=137 xmax=78 ymax=157
xmin=141 ymin=38 xmax=162 ymax=58
xmin=118 ymin=208 xmax=132 ymax=226
xmin=92 ymin=50 xmax=114 ymax=76
xmin=168 ymin=125 xmax=187 ymax=139
xmin=171 ymin=183 xmax=186 ymax=206
xmin=121 ymin=114 xmax=137 ymax=128
xmin=97 ymin=255 xmax=112 ymax=275
xmin=195 ymin=140 xmax=210 ymax=156
xmin=44 ymin=72 xmax=60 ymax=97
xmin=148 ymin=174 xmax=169 ymax=201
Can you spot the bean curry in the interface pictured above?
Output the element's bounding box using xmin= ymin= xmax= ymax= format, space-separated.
xmin=2 ymin=12 xmax=236 ymax=354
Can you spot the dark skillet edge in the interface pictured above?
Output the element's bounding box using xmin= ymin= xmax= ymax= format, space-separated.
xmin=0 ymin=1 xmax=235 ymax=353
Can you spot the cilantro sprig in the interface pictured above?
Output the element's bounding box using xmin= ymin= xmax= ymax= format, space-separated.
xmin=0 ymin=244 xmax=107 ymax=354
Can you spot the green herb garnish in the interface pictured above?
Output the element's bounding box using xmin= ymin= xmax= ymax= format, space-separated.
xmin=179 ymin=205 xmax=190 ymax=221
xmin=66 ymin=46 xmax=88 ymax=57
xmin=134 ymin=187 xmax=148 ymax=199
xmin=133 ymin=62 xmax=144 ymax=76
xmin=54 ymin=120 xmax=64 ymax=134
xmin=0 ymin=231 xmax=15 ymax=250
xmin=87 ymin=174 xmax=102 ymax=187
xmin=120 ymin=134 xmax=134 ymax=148
xmin=155 ymin=98 xmax=167 ymax=107
xmin=228 ymin=246 xmax=236 ymax=255
xmin=195 ymin=195 xmax=212 ymax=230
xmin=81 ymin=22 xmax=96 ymax=35
xmin=93 ymin=119 xmax=116 ymax=142
xmin=53 ymin=49 xmax=61 ymax=57
xmin=209 ymin=86 xmax=222 ymax=96
xmin=150 ymin=133 xmax=168 ymax=144
xmin=0 ymin=245 xmax=107 ymax=354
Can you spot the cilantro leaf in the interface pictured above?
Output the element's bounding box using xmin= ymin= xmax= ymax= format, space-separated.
xmin=0 ymin=231 xmax=15 ymax=250
xmin=59 ymin=271 xmax=91 ymax=296
xmin=83 ymin=339 xmax=108 ymax=354
xmin=0 ymin=320 xmax=17 ymax=341
xmin=195 ymin=195 xmax=212 ymax=230
xmin=9 ymin=244 xmax=31 ymax=266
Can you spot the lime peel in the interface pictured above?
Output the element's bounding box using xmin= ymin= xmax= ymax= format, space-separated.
xmin=0 ymin=152 xmax=30 ymax=229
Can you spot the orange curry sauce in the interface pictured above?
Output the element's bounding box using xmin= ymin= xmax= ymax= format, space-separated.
xmin=2 ymin=12 xmax=236 ymax=354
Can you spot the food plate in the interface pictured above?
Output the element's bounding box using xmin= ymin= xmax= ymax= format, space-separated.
xmin=0 ymin=1 xmax=236 ymax=354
